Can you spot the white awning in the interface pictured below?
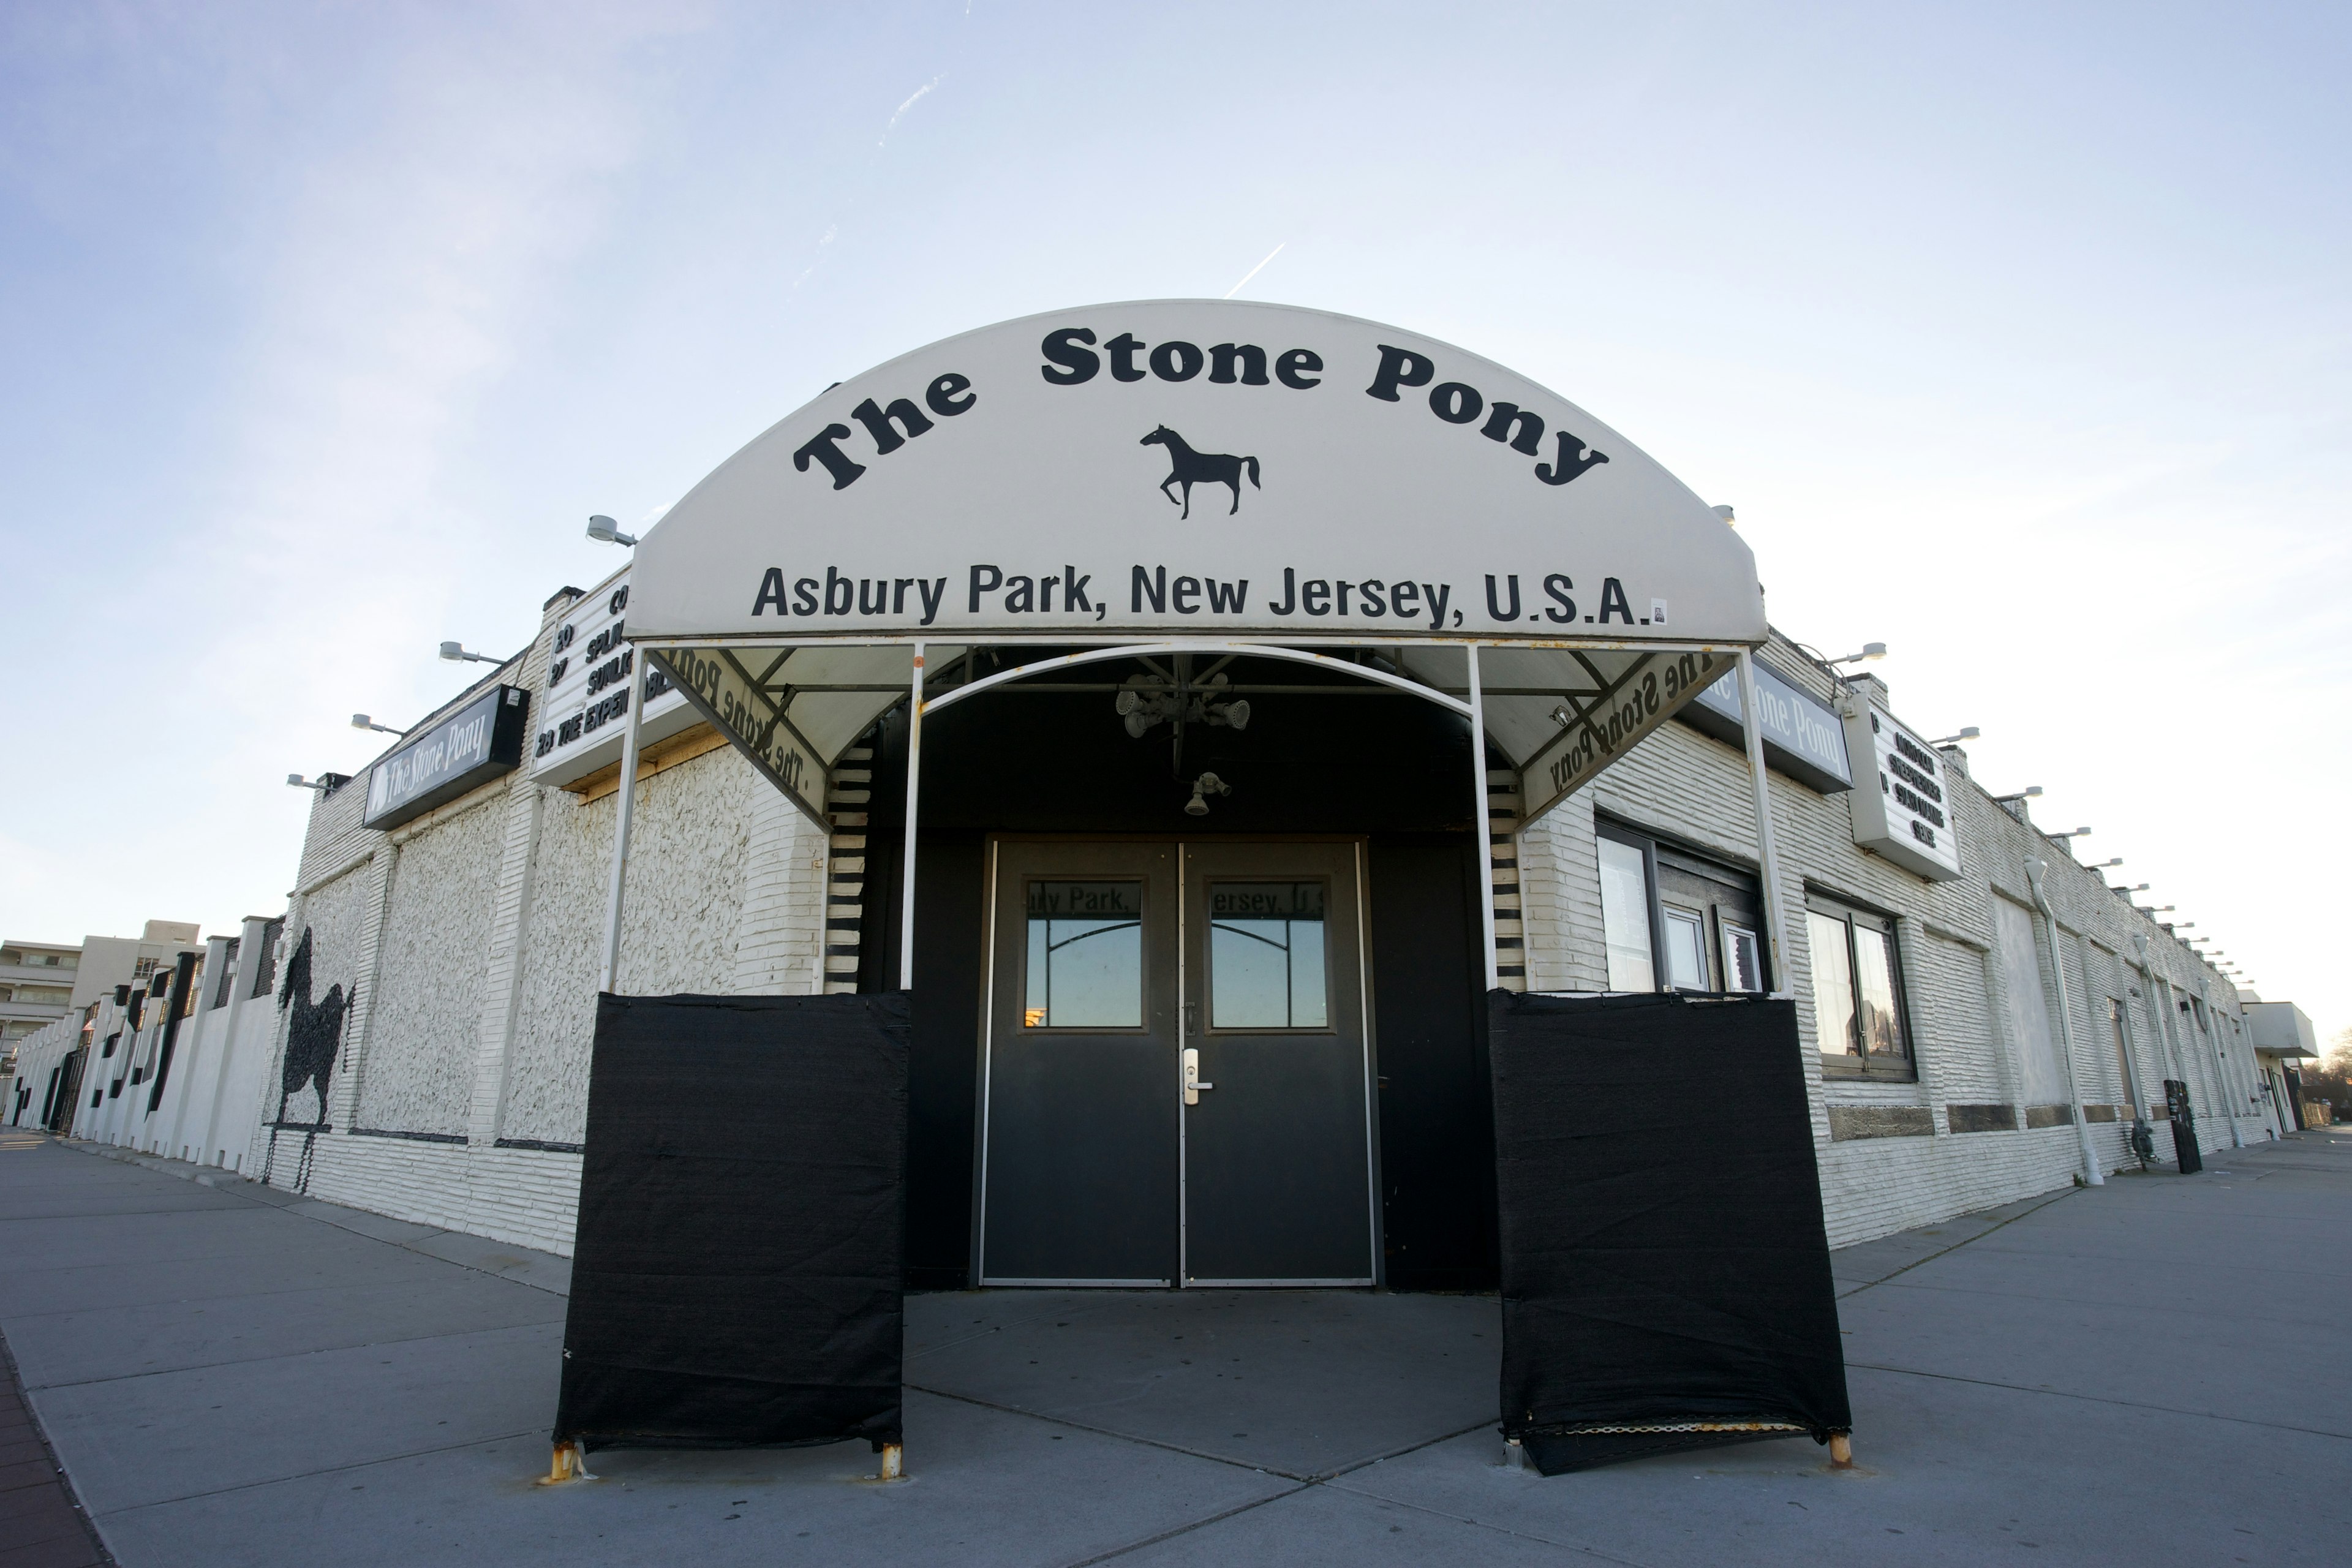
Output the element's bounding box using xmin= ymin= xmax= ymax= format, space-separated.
xmin=628 ymin=301 xmax=1766 ymax=825
xmin=630 ymin=300 xmax=1762 ymax=651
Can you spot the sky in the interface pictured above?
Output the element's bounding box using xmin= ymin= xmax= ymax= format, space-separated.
xmin=4 ymin=1 xmax=2346 ymax=1045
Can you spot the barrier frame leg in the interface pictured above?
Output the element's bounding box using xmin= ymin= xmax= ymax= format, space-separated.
xmin=540 ymin=1438 xmax=595 ymax=1485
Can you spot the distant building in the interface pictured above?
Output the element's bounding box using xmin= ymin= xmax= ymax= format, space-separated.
xmin=69 ymin=921 xmax=204 ymax=1012
xmin=0 ymin=938 xmax=82 ymax=1044
xmin=2244 ymin=999 xmax=2320 ymax=1129
xmin=1 ymin=922 xmax=203 ymax=1128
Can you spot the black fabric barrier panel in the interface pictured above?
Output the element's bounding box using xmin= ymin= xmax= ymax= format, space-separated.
xmin=1490 ymin=990 xmax=1851 ymax=1474
xmin=554 ymin=992 xmax=909 ymax=1452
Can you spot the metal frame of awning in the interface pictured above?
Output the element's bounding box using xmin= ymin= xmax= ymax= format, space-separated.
xmin=600 ymin=635 xmax=1791 ymax=1008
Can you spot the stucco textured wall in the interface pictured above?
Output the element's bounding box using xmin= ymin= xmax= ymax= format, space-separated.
xmin=501 ymin=746 xmax=756 ymax=1147
xmin=355 ymin=797 xmax=504 ymax=1136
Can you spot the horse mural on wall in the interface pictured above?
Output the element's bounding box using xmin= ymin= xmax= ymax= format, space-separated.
xmin=262 ymin=927 xmax=348 ymax=1192
xmin=1140 ymin=426 xmax=1260 ymax=518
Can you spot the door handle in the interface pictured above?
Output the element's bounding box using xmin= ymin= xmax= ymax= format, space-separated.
xmin=1184 ymin=1047 xmax=1213 ymax=1106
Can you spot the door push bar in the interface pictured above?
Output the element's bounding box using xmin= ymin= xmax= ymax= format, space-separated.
xmin=1183 ymin=1048 xmax=1214 ymax=1106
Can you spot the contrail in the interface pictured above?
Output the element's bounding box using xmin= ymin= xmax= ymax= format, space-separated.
xmin=881 ymin=77 xmax=943 ymax=145
xmin=1223 ymin=242 xmax=1286 ymax=299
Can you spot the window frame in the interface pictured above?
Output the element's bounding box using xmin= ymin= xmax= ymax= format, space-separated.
xmin=1595 ymin=818 xmax=1772 ymax=996
xmin=1202 ymin=876 xmax=1336 ymax=1035
xmin=1019 ymin=876 xmax=1150 ymax=1033
xmin=1594 ymin=823 xmax=1664 ymax=993
xmin=1805 ymin=889 xmax=1917 ymax=1081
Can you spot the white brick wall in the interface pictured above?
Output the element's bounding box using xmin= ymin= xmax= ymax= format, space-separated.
xmin=233 ymin=621 xmax=2266 ymax=1259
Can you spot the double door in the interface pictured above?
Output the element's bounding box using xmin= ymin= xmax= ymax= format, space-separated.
xmin=978 ymin=839 xmax=1376 ymax=1286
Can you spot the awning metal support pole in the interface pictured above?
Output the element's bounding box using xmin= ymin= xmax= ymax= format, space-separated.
xmin=898 ymin=643 xmax=925 ymax=992
xmin=1735 ymin=650 xmax=1792 ymax=997
xmin=1466 ymin=644 xmax=1499 ymax=992
xmin=597 ymin=673 xmax=647 ymax=995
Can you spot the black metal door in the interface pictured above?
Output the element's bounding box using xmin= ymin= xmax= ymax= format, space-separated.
xmin=1181 ymin=842 xmax=1376 ymax=1284
xmin=980 ymin=842 xmax=1180 ymax=1284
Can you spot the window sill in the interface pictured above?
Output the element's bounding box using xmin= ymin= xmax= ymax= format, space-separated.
xmin=1820 ymin=1069 xmax=1922 ymax=1090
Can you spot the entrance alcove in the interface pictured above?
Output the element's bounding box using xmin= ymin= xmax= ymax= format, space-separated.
xmin=840 ymin=647 xmax=1505 ymax=1290
xmin=550 ymin=300 xmax=1849 ymax=1474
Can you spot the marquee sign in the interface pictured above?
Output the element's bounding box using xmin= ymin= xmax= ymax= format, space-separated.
xmin=629 ymin=301 xmax=1762 ymax=647
xmin=532 ymin=568 xmax=695 ymax=786
xmin=1842 ymin=699 xmax=1963 ymax=881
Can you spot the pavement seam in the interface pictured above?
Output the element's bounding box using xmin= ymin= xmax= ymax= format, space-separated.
xmin=1055 ymin=1417 xmax=1517 ymax=1567
xmin=21 ymin=1316 xmax=566 ymax=1393
xmin=1845 ymin=1361 xmax=2352 ymax=1441
xmin=1 ymin=1271 xmax=554 ymax=1329
xmin=904 ymin=1381 xmax=1324 ymax=1480
xmin=84 ymin=1428 xmax=550 ymax=1519
xmin=53 ymin=1140 xmax=570 ymax=1299
xmin=0 ymin=1320 xmax=116 ymax=1568
xmin=1054 ymin=1482 xmax=1314 ymax=1567
xmin=1858 ymin=1273 xmax=2352 ymax=1320
xmin=1833 ymin=1190 xmax=2075 ymax=1298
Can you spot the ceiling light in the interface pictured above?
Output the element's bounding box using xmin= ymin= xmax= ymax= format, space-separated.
xmin=1185 ymin=772 xmax=1232 ymax=816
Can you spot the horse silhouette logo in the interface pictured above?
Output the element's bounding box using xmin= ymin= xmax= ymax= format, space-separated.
xmin=1141 ymin=426 xmax=1260 ymax=518
xmin=263 ymin=926 xmax=348 ymax=1192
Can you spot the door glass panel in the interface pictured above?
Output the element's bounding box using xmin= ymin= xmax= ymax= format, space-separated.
xmin=1208 ymin=882 xmax=1329 ymax=1029
xmin=1663 ymin=909 xmax=1708 ymax=990
xmin=1721 ymin=923 xmax=1762 ymax=992
xmin=1807 ymin=910 xmax=1858 ymax=1057
xmin=1852 ymin=922 xmax=1902 ymax=1057
xmin=1025 ymin=881 xmax=1143 ymax=1028
xmin=1597 ymin=838 xmax=1656 ymax=992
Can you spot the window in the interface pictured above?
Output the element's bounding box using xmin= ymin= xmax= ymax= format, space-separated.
xmin=1023 ymin=881 xmax=1142 ymax=1028
xmin=1807 ymin=894 xmax=1912 ymax=1079
xmin=1662 ymin=909 xmax=1708 ymax=990
xmin=1596 ymin=836 xmax=1656 ymax=991
xmin=1721 ymin=923 xmax=1764 ymax=993
xmin=1595 ymin=821 xmax=1770 ymax=995
xmin=1207 ymin=882 xmax=1329 ymax=1030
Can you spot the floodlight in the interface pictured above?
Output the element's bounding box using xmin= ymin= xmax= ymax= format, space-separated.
xmin=586 ymin=514 xmax=638 ymax=547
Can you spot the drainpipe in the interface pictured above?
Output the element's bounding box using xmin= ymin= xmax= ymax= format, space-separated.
xmin=2024 ymin=858 xmax=2102 ymax=1186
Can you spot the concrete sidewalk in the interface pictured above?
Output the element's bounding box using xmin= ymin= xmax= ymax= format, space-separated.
xmin=2 ymin=1130 xmax=2346 ymax=1566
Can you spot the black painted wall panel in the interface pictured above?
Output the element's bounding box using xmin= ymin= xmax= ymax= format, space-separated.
xmin=1368 ymin=838 xmax=1498 ymax=1289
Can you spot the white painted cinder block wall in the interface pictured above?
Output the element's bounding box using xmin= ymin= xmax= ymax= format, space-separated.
xmin=233 ymin=607 xmax=2261 ymax=1261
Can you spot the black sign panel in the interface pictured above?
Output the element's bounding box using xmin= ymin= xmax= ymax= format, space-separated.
xmin=362 ymin=685 xmax=530 ymax=831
